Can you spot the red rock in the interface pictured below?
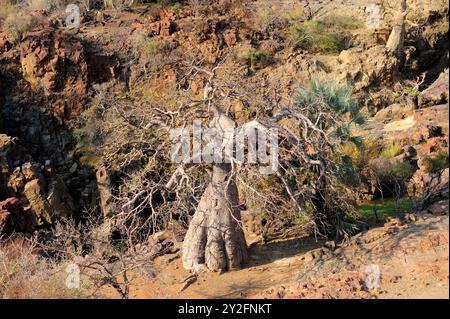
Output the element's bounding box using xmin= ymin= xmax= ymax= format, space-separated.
xmin=419 ymin=69 xmax=449 ymax=107
xmin=0 ymin=33 xmax=12 ymax=54
xmin=0 ymin=198 xmax=33 ymax=236
xmin=19 ymin=27 xmax=88 ymax=123
xmin=223 ymin=30 xmax=237 ymax=47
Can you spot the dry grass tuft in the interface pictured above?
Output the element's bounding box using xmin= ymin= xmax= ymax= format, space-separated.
xmin=0 ymin=237 xmax=92 ymax=298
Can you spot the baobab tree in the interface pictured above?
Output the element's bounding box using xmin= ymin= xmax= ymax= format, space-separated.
xmin=77 ymin=58 xmax=365 ymax=273
xmin=382 ymin=0 xmax=408 ymax=83
xmin=167 ymin=68 xmax=250 ymax=271
xmin=174 ymin=71 xmax=364 ymax=272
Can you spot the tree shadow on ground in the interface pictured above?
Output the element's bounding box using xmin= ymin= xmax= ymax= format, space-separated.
xmin=245 ymin=235 xmax=325 ymax=268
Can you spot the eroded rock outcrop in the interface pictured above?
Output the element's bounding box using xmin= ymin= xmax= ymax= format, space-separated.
xmin=19 ymin=27 xmax=88 ymax=122
xmin=419 ymin=69 xmax=449 ymax=107
xmin=1 ymin=134 xmax=79 ymax=229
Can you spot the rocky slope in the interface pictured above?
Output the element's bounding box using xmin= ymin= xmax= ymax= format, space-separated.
xmin=0 ymin=0 xmax=448 ymax=236
xmin=0 ymin=1 xmax=448 ymax=299
xmin=99 ymin=213 xmax=448 ymax=299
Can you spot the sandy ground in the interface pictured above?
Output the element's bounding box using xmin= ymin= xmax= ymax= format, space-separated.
xmin=102 ymin=215 xmax=448 ymax=299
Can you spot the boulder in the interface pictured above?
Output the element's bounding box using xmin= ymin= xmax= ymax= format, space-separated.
xmin=21 ymin=162 xmax=43 ymax=181
xmin=410 ymin=104 xmax=449 ymax=144
xmin=374 ymin=103 xmax=415 ymax=122
xmin=23 ymin=179 xmax=53 ymax=226
xmin=0 ymin=198 xmax=33 ymax=236
xmin=7 ymin=168 xmax=26 ymax=193
xmin=336 ymin=46 xmax=401 ymax=91
xmin=240 ymin=210 xmax=262 ymax=243
xmin=409 ymin=168 xmax=449 ymax=204
xmin=415 ymin=137 xmax=448 ymax=166
xmin=419 ymin=69 xmax=449 ymax=107
xmin=411 ymin=125 xmax=443 ymax=144
xmin=0 ymin=33 xmax=13 ymax=54
xmin=223 ymin=29 xmax=237 ymax=47
xmin=1 ymin=135 xmax=28 ymax=197
xmin=144 ymin=9 xmax=177 ymax=37
xmin=0 ymin=135 xmax=27 ymax=169
xmin=160 ymin=10 xmax=178 ymax=37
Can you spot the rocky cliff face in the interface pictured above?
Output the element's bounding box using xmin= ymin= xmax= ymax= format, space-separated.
xmin=0 ymin=0 xmax=448 ymax=236
xmin=0 ymin=17 xmax=101 ymax=235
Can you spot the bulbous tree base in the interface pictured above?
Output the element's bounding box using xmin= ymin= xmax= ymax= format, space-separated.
xmin=182 ymin=178 xmax=248 ymax=272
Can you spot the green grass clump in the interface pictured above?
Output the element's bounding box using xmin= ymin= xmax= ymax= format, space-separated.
xmin=359 ymin=197 xmax=415 ymax=220
xmin=424 ymin=151 xmax=449 ymax=174
xmin=290 ymin=20 xmax=344 ymax=53
xmin=296 ymin=78 xmax=365 ymax=124
xmin=381 ymin=142 xmax=403 ymax=158
xmin=237 ymin=47 xmax=273 ymax=70
xmin=387 ymin=162 xmax=415 ymax=180
xmin=258 ymin=7 xmax=305 ymax=29
xmin=141 ymin=37 xmax=160 ymax=58
xmin=319 ymin=13 xmax=363 ymax=30
xmin=131 ymin=36 xmax=167 ymax=72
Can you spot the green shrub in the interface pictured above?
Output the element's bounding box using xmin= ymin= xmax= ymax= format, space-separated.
xmin=292 ymin=79 xmax=366 ymax=238
xmin=296 ymin=78 xmax=365 ymax=127
xmin=236 ymin=47 xmax=273 ymax=71
xmin=290 ymin=20 xmax=344 ymax=53
xmin=319 ymin=13 xmax=363 ymax=30
xmin=424 ymin=151 xmax=449 ymax=174
xmin=132 ymin=36 xmax=168 ymax=73
xmin=257 ymin=6 xmax=304 ymax=30
xmin=381 ymin=142 xmax=402 ymax=158
xmin=141 ymin=37 xmax=160 ymax=57
xmin=392 ymin=86 xmax=421 ymax=100
xmin=341 ymin=136 xmax=382 ymax=170
xmin=402 ymin=86 xmax=421 ymax=97
xmin=388 ymin=162 xmax=415 ymax=180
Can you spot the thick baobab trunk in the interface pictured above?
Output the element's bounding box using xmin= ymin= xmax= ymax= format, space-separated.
xmin=182 ymin=164 xmax=248 ymax=272
xmin=182 ymin=108 xmax=248 ymax=272
xmin=385 ymin=0 xmax=407 ymax=55
xmin=383 ymin=0 xmax=407 ymax=83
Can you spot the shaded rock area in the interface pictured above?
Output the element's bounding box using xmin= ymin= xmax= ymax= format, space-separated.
xmin=1 ymin=134 xmax=80 ymax=230
xmin=1 ymin=27 xmax=102 ymax=234
xmin=0 ymin=197 xmax=33 ymax=236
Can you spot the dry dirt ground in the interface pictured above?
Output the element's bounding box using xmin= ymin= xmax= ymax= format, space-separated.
xmin=103 ymin=214 xmax=449 ymax=299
